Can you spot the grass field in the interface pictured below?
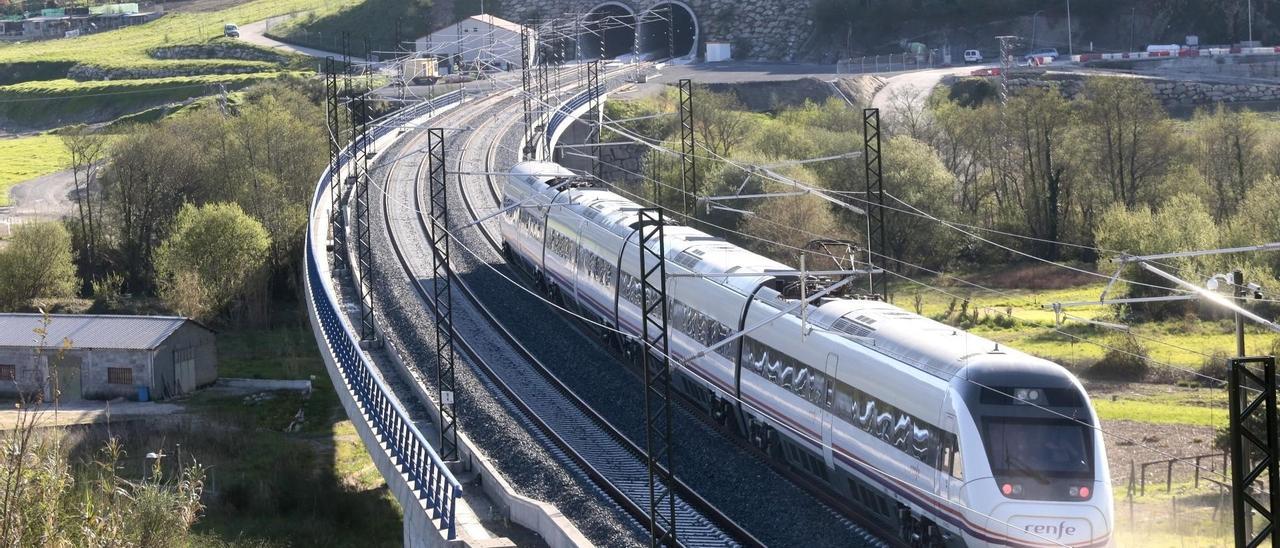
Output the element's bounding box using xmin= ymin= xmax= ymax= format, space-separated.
xmin=263 ymin=0 xmax=434 ymax=54
xmin=0 ymin=0 xmax=354 ymax=70
xmin=0 ymin=134 xmax=68 ymax=206
xmin=900 ymin=276 xmax=1280 ymax=374
xmin=0 ymin=72 xmax=293 ymax=130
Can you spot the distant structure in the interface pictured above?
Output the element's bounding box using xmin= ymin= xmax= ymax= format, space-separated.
xmin=0 ymin=4 xmax=163 ymax=42
xmin=415 ymin=14 xmax=528 ymax=70
xmin=0 ymin=314 xmax=217 ymax=402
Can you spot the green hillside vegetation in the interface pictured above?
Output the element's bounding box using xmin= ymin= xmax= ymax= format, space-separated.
xmin=606 ymin=78 xmax=1280 ymax=383
xmin=0 ymin=72 xmax=297 ymax=129
xmin=0 ymin=134 xmax=69 ymax=207
xmin=264 ymin=0 xmax=433 ymax=54
xmin=0 ymin=0 xmax=351 ymax=70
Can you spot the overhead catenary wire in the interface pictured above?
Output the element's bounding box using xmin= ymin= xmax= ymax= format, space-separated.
xmin=356 ymin=31 xmax=1247 ymax=536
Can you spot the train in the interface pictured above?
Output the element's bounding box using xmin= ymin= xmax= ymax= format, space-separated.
xmin=498 ymin=161 xmax=1113 ymax=547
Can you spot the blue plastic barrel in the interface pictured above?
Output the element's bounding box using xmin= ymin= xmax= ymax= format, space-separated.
xmin=137 ymin=385 xmax=150 ymax=402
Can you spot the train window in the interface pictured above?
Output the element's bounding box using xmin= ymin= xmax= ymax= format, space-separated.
xmin=940 ymin=435 xmax=963 ymax=480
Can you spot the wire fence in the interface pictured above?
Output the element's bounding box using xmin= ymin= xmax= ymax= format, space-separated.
xmin=835 ymin=51 xmax=948 ymax=74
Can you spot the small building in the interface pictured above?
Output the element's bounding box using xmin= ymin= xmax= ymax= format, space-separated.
xmin=415 ymin=14 xmax=529 ymax=70
xmin=0 ymin=314 xmax=216 ymax=402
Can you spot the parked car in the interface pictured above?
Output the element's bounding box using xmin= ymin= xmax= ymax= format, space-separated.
xmin=963 ymin=49 xmax=984 ymax=63
xmin=1024 ymin=47 xmax=1059 ymax=60
xmin=224 ymin=23 xmax=240 ymax=38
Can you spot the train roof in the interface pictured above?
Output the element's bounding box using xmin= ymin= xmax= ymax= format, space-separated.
xmin=808 ymin=298 xmax=1053 ymax=381
xmin=509 ymin=161 xmax=1073 ymax=384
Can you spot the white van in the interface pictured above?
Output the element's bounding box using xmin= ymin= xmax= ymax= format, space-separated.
xmin=963 ymin=49 xmax=983 ymax=63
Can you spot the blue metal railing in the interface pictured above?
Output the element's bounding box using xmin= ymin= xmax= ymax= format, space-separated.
xmin=306 ymin=90 xmax=466 ymax=539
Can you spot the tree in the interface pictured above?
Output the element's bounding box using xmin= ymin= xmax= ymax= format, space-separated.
xmin=1004 ymin=87 xmax=1073 ymax=260
xmin=1193 ymin=104 xmax=1265 ymax=220
xmin=154 ymin=203 xmax=270 ymax=322
xmin=694 ymin=88 xmax=751 ymax=157
xmin=1093 ymin=193 xmax=1220 ymax=319
xmin=0 ymin=222 xmax=78 ymax=310
xmin=1076 ymin=77 xmax=1178 ymax=209
xmin=60 ymin=125 xmax=108 ymax=285
xmin=742 ymin=179 xmax=846 ymax=264
xmin=881 ymin=135 xmax=963 ymax=270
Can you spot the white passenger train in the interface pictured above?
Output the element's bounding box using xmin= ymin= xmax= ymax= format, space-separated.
xmin=499 ymin=161 xmax=1113 ymax=547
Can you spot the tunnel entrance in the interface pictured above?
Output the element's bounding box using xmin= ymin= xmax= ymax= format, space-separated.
xmin=637 ymin=2 xmax=697 ymax=59
xmin=580 ymin=3 xmax=636 ymax=59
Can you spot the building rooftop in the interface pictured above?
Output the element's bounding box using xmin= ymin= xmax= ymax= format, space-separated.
xmin=468 ymin=14 xmax=524 ymax=33
xmin=0 ymin=313 xmax=209 ymax=350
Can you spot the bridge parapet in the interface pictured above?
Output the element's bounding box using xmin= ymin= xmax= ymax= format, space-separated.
xmin=305 ymin=91 xmax=465 ymax=545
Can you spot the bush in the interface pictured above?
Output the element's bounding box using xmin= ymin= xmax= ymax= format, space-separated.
xmin=1084 ymin=334 xmax=1151 ymax=382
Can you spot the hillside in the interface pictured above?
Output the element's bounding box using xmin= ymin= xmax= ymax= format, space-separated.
xmin=0 ymin=0 xmax=355 ymax=130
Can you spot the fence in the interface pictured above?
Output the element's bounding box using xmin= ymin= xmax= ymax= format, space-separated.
xmin=836 ymin=52 xmax=947 ymax=75
xmin=1129 ymin=452 xmax=1228 ymax=496
xmin=304 ymin=90 xmax=466 ymax=539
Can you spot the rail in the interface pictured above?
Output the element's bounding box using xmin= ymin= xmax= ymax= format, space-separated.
xmin=305 ymin=89 xmax=466 ymax=540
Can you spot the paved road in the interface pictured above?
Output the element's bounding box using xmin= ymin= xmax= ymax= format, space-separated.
xmin=7 ymin=168 xmax=78 ymax=224
xmin=0 ymin=400 xmax=184 ymax=429
xmin=237 ymin=16 xmax=363 ymax=61
xmin=870 ymin=64 xmax=993 ymax=113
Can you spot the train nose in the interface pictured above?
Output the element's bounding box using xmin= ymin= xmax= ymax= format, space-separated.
xmin=988 ymin=503 xmax=1109 ymax=547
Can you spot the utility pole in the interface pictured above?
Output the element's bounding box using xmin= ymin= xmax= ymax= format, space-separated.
xmin=637 ymin=208 xmax=677 ymax=547
xmin=862 ymin=108 xmax=886 ymax=299
xmin=587 ymin=60 xmax=602 ymax=180
xmin=427 ymin=128 xmax=459 ymax=461
xmin=1234 ymin=270 xmax=1247 ymax=357
xmin=678 ymin=79 xmax=696 ymax=218
xmin=1228 ymin=355 xmax=1279 ymax=547
xmin=324 ymin=56 xmax=345 ymax=272
xmin=1066 ymin=0 xmax=1073 ymax=57
xmin=995 ymin=35 xmax=1017 ymax=103
xmin=521 ymin=25 xmax=535 ymax=160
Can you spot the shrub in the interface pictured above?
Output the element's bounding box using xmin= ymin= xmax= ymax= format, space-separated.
xmin=1084 ymin=334 xmax=1150 ymax=382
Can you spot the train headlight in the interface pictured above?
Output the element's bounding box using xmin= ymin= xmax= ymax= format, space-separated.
xmin=1001 ymin=483 xmax=1023 ymax=496
xmin=1013 ymin=388 xmax=1043 ymax=405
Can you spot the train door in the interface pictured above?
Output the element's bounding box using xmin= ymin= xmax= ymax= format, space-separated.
xmin=938 ymin=392 xmax=958 ymax=501
xmin=822 ymin=352 xmax=838 ymax=469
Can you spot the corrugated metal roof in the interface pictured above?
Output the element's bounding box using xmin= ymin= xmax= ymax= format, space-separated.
xmin=0 ymin=314 xmax=202 ymax=350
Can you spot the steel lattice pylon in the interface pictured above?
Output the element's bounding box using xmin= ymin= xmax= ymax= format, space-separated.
xmin=351 ymin=92 xmax=375 ymax=341
xmin=537 ymin=54 xmax=550 ymax=157
xmin=1228 ymin=356 xmax=1280 ymax=547
xmin=678 ymin=79 xmax=696 ymax=218
xmin=862 ymin=108 xmax=886 ymax=298
xmin=587 ymin=60 xmax=602 ymax=180
xmin=637 ymin=208 xmax=676 ymax=547
xmin=325 ymin=57 xmax=346 ymax=272
xmin=426 ymin=128 xmax=459 ymax=461
xmin=521 ymin=26 xmax=536 ymax=160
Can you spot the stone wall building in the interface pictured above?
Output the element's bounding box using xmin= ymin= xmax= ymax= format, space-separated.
xmin=496 ymin=0 xmax=815 ymax=61
xmin=0 ymin=314 xmax=217 ymax=402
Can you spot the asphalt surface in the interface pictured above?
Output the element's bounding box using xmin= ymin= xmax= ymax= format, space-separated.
xmin=237 ymin=16 xmax=361 ymax=61
xmin=7 ymin=168 xmax=78 ymax=222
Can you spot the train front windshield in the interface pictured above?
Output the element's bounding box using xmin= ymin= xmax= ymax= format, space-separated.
xmin=983 ymin=418 xmax=1094 ymax=501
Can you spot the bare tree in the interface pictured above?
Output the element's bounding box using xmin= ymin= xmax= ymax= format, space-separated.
xmin=60 ymin=125 xmax=108 ymax=285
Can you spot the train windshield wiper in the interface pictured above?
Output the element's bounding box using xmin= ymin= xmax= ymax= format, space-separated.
xmin=1004 ymin=455 xmax=1050 ymax=484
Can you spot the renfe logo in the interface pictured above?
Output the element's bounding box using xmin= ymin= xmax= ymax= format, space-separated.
xmin=1024 ymin=521 xmax=1078 ymax=540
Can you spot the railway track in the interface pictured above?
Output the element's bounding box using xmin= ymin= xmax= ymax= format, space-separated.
xmin=376 ymin=84 xmax=757 ymax=546
xmin=370 ymin=70 xmax=890 ymax=546
xmin=438 ymin=86 xmax=892 ymax=546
